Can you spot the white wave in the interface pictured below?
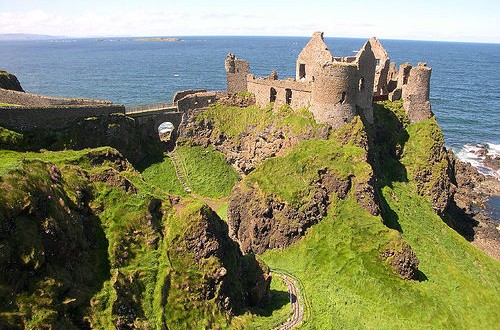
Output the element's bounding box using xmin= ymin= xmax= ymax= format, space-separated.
xmin=456 ymin=143 xmax=500 ymax=180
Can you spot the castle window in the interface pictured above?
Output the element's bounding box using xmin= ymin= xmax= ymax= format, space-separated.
xmin=285 ymin=88 xmax=292 ymax=105
xmin=270 ymin=87 xmax=277 ymax=103
xmin=376 ymin=59 xmax=381 ymax=67
xmin=359 ymin=77 xmax=365 ymax=91
xmin=299 ymin=64 xmax=306 ymax=79
xmin=340 ymin=91 xmax=347 ymax=104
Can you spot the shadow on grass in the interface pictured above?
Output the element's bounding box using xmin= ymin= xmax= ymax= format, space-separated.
xmin=379 ymin=191 xmax=403 ymax=233
xmin=248 ymin=289 xmax=290 ymax=317
xmin=414 ymin=269 xmax=429 ymax=282
xmin=442 ymin=200 xmax=478 ymax=242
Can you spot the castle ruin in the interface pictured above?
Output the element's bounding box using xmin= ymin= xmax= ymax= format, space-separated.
xmin=225 ymin=32 xmax=433 ymax=127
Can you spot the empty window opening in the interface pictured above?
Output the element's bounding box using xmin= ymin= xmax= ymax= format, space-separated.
xmin=340 ymin=91 xmax=347 ymax=104
xmin=403 ymin=75 xmax=409 ymax=85
xmin=359 ymin=77 xmax=365 ymax=91
xmin=299 ymin=64 xmax=306 ymax=79
xmin=285 ymin=88 xmax=292 ymax=105
xmin=270 ymin=87 xmax=277 ymax=103
xmin=376 ymin=59 xmax=381 ymax=67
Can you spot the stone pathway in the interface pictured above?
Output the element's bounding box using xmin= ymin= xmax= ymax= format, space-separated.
xmin=168 ymin=150 xmax=192 ymax=193
xmin=273 ymin=271 xmax=305 ymax=330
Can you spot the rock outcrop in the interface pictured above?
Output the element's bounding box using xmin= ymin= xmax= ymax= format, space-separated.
xmin=169 ymin=203 xmax=271 ymax=314
xmin=179 ymin=106 xmax=329 ymax=175
xmin=228 ymin=171 xmax=352 ymax=254
xmin=0 ymin=70 xmax=24 ymax=92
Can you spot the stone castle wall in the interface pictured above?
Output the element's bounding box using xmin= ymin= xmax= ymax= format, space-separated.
xmin=0 ymin=88 xmax=112 ymax=107
xmin=354 ymin=41 xmax=376 ymax=123
xmin=177 ymin=91 xmax=223 ymax=112
xmin=247 ymin=76 xmax=312 ymax=109
xmin=0 ymin=104 xmax=125 ymax=131
xmin=172 ymin=89 xmax=207 ymax=105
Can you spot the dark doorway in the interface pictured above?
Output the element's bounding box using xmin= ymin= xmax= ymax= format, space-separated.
xmin=299 ymin=64 xmax=306 ymax=79
xmin=285 ymin=89 xmax=292 ymax=105
xmin=270 ymin=87 xmax=277 ymax=102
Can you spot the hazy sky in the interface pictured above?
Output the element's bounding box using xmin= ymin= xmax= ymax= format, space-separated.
xmin=1 ymin=0 xmax=499 ymax=42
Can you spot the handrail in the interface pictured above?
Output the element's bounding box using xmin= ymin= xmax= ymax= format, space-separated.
xmin=125 ymin=102 xmax=176 ymax=113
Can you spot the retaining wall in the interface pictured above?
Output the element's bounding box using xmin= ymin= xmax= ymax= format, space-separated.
xmin=0 ymin=104 xmax=125 ymax=131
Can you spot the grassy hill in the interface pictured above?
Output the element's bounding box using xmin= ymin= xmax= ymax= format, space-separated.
xmin=0 ymin=100 xmax=498 ymax=329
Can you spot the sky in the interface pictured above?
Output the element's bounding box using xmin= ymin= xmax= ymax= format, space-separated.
xmin=1 ymin=0 xmax=499 ymax=43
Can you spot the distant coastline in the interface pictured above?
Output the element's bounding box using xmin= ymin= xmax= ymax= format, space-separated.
xmin=133 ymin=37 xmax=181 ymax=42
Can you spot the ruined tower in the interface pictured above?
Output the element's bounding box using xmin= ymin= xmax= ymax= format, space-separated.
xmin=354 ymin=41 xmax=376 ymax=124
xmin=225 ymin=53 xmax=249 ymax=94
xmin=310 ymin=63 xmax=358 ymax=129
xmin=403 ymin=62 xmax=433 ymax=123
xmin=369 ymin=37 xmax=391 ymax=96
xmin=296 ymin=32 xmax=333 ymax=82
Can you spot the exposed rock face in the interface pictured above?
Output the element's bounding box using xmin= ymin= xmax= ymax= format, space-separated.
xmin=228 ymin=171 xmax=352 ymax=254
xmin=382 ymin=242 xmax=420 ymax=280
xmin=447 ymin=150 xmax=500 ymax=261
xmin=0 ymin=160 xmax=108 ymax=328
xmin=170 ymin=204 xmax=271 ymax=312
xmin=180 ymin=109 xmax=328 ymax=175
xmin=0 ymin=70 xmax=24 ymax=92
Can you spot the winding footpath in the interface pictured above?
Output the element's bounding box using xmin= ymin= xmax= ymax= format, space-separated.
xmin=168 ymin=150 xmax=192 ymax=193
xmin=273 ymin=271 xmax=306 ymax=330
xmin=168 ymin=150 xmax=306 ymax=329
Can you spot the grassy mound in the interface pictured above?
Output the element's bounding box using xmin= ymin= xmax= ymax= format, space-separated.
xmin=176 ymin=145 xmax=240 ymax=199
xmin=198 ymin=103 xmax=326 ymax=141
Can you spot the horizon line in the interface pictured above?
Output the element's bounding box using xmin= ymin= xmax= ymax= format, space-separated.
xmin=1 ymin=33 xmax=499 ymax=45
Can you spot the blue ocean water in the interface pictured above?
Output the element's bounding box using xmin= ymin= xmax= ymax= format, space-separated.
xmin=0 ymin=36 xmax=499 ymax=157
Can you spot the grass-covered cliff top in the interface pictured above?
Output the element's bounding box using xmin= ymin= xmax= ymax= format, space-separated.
xmin=0 ymin=99 xmax=499 ymax=329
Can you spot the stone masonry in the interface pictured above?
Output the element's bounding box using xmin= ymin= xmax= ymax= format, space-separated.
xmin=225 ymin=32 xmax=433 ymax=127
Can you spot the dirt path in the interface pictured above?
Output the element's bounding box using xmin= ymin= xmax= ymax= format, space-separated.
xmin=273 ymin=271 xmax=305 ymax=330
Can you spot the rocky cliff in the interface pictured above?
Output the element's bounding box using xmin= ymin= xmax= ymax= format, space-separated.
xmin=0 ymin=70 xmax=24 ymax=92
xmin=0 ymin=146 xmax=270 ymax=329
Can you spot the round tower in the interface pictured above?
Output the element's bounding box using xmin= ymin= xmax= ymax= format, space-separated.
xmin=403 ymin=62 xmax=432 ymax=123
xmin=310 ymin=63 xmax=358 ymax=129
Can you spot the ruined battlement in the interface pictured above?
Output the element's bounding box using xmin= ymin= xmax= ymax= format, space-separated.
xmin=225 ymin=32 xmax=433 ymax=128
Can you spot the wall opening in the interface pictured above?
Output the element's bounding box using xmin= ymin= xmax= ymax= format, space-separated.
xmin=376 ymin=59 xmax=381 ymax=67
xmin=270 ymin=87 xmax=277 ymax=102
xmin=340 ymin=91 xmax=347 ymax=104
xmin=359 ymin=77 xmax=365 ymax=91
xmin=285 ymin=88 xmax=292 ymax=105
xmin=299 ymin=64 xmax=306 ymax=79
xmin=158 ymin=121 xmax=174 ymax=142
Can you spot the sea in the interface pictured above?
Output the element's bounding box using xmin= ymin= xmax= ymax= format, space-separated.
xmin=0 ymin=36 xmax=499 ymax=182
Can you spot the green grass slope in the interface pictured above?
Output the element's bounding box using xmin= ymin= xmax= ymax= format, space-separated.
xmin=238 ymin=104 xmax=500 ymax=329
